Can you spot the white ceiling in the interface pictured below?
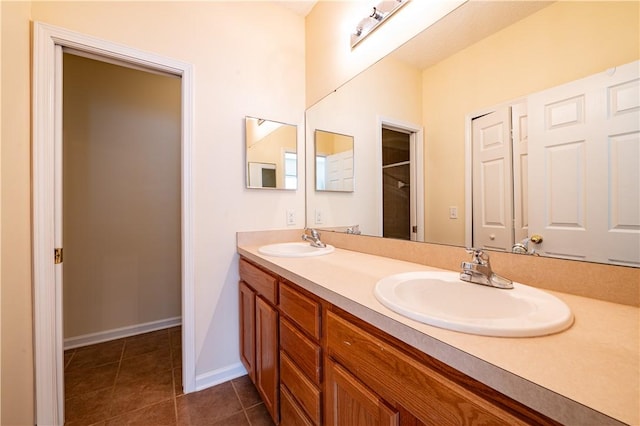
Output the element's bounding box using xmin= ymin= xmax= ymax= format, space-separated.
xmin=272 ymin=0 xmax=554 ymax=71
xmin=275 ymin=1 xmax=318 ymax=17
xmin=392 ymin=1 xmax=553 ymax=70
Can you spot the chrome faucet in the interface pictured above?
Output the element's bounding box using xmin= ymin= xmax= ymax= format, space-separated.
xmin=302 ymin=228 xmax=326 ymax=248
xmin=346 ymin=225 xmax=361 ymax=235
xmin=511 ymin=234 xmax=543 ymax=256
xmin=460 ymin=249 xmax=513 ymax=289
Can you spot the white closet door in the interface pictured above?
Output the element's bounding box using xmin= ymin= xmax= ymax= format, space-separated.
xmin=511 ymin=103 xmax=529 ymax=244
xmin=603 ymin=63 xmax=640 ymax=265
xmin=472 ymin=108 xmax=513 ymax=251
xmin=326 ymin=149 xmax=354 ymax=191
xmin=528 ymin=61 xmax=639 ymax=266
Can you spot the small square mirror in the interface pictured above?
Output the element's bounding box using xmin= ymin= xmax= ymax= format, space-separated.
xmin=314 ymin=129 xmax=354 ymax=192
xmin=245 ymin=116 xmax=298 ymax=190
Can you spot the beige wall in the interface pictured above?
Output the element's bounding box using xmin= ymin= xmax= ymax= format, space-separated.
xmin=315 ymin=131 xmax=352 ymax=155
xmin=422 ymin=1 xmax=640 ymax=245
xmin=306 ymin=55 xmax=422 ymax=234
xmin=63 ymin=53 xmax=181 ymax=339
xmin=2 ymin=2 xmax=306 ymax=423
xmin=1 ymin=1 xmax=34 ymax=423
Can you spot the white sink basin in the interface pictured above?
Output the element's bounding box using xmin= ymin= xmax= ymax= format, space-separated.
xmin=374 ymin=271 xmax=573 ymax=337
xmin=258 ymin=242 xmax=335 ymax=258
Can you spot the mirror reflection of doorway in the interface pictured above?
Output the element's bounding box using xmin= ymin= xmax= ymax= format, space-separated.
xmin=382 ymin=128 xmax=411 ymax=240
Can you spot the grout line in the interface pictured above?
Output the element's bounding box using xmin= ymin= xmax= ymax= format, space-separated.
xmin=230 ymin=378 xmax=254 ymax=425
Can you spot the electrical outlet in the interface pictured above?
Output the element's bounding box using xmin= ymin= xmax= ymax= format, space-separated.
xmin=286 ymin=209 xmax=296 ymax=225
xmin=315 ymin=209 xmax=323 ymax=224
xmin=449 ymin=206 xmax=458 ymax=219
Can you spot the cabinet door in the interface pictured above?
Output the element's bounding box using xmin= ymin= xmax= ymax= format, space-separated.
xmin=239 ymin=281 xmax=256 ymax=382
xmin=325 ymin=359 xmax=398 ymax=426
xmin=256 ymin=296 xmax=280 ymax=423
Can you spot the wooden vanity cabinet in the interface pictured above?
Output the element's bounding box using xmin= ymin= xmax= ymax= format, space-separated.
xmin=325 ymin=359 xmax=399 ymax=426
xmin=238 ymin=257 xmax=560 ymax=426
xmin=325 ymin=307 xmax=561 ymax=426
xmin=239 ymin=259 xmax=280 ymax=424
xmin=278 ymin=281 xmax=323 ymax=425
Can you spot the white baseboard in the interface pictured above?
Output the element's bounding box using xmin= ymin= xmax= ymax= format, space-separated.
xmin=64 ymin=316 xmax=182 ymax=350
xmin=195 ymin=362 xmax=248 ymax=391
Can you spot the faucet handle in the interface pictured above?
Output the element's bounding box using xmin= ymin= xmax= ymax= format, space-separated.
xmin=305 ymin=228 xmax=319 ymax=238
xmin=465 ymin=248 xmax=489 ymax=264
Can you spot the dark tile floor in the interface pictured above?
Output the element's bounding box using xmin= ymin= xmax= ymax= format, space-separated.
xmin=64 ymin=327 xmax=274 ymax=425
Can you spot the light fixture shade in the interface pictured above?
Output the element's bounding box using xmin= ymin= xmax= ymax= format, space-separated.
xmin=351 ymin=0 xmax=410 ymax=48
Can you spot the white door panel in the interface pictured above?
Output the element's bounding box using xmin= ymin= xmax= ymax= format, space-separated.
xmin=511 ymin=103 xmax=528 ymax=243
xmin=326 ymin=150 xmax=354 ymax=191
xmin=472 ymin=109 xmax=513 ymax=251
xmin=529 ymin=60 xmax=639 ymax=265
xmin=604 ymin=66 xmax=640 ymax=265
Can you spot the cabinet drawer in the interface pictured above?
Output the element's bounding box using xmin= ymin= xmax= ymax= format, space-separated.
xmin=281 ymin=351 xmax=321 ymax=425
xmin=326 ymin=311 xmax=529 ymax=426
xmin=279 ymin=282 xmax=321 ymax=339
xmin=281 ymin=384 xmax=314 ymax=426
xmin=280 ymin=318 xmax=321 ymax=384
xmin=239 ymin=258 xmax=277 ymax=304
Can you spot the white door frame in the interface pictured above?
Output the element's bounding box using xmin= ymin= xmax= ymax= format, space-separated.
xmin=33 ymin=22 xmax=196 ymax=425
xmin=376 ymin=117 xmax=424 ymax=241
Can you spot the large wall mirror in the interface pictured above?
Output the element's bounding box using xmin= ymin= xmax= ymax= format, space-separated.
xmin=305 ymin=1 xmax=639 ymax=267
xmin=246 ymin=116 xmax=298 ymax=189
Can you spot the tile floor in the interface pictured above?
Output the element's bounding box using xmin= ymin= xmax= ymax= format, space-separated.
xmin=64 ymin=327 xmax=274 ymax=425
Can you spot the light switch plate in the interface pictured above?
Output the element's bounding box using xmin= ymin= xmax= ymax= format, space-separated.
xmin=449 ymin=206 xmax=458 ymax=219
xmin=286 ymin=209 xmax=296 ymax=225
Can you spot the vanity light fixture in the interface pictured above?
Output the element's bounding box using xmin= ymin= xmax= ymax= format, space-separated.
xmin=351 ymin=0 xmax=410 ymax=48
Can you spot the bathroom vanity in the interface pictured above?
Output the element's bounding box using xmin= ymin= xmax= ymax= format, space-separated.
xmin=237 ymin=231 xmax=639 ymax=426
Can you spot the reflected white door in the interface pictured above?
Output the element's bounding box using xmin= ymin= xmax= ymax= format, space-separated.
xmin=326 ymin=150 xmax=354 ymax=191
xmin=528 ymin=60 xmax=640 ymax=266
xmin=511 ymin=103 xmax=529 ymax=244
xmin=472 ymin=108 xmax=514 ymax=251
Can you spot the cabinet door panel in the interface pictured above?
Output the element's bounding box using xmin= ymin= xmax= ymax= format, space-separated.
xmin=327 ymin=311 xmax=529 ymax=426
xmin=239 ymin=281 xmax=256 ymax=382
xmin=256 ymin=296 xmax=279 ymax=423
xmin=326 ymin=359 xmax=399 ymax=426
xmin=280 ymin=318 xmax=322 ymax=384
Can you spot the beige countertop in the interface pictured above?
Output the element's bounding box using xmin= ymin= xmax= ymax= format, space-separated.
xmin=237 ymin=242 xmax=639 ymax=426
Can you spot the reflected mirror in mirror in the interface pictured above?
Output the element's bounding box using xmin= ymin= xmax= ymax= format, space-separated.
xmin=245 ymin=116 xmax=297 ymax=190
xmin=305 ymin=1 xmax=639 ymax=267
xmin=315 ymin=130 xmax=354 ymax=192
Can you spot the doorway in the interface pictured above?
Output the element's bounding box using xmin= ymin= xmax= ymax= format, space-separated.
xmin=382 ymin=128 xmax=412 ymax=240
xmin=33 ymin=22 xmax=195 ymax=426
xmin=62 ymin=52 xmax=181 ymax=348
xmin=378 ymin=119 xmax=424 ymax=242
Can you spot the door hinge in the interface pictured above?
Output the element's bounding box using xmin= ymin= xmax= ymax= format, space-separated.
xmin=412 ymin=225 xmax=418 ymax=233
xmin=54 ymin=248 xmax=63 ymax=264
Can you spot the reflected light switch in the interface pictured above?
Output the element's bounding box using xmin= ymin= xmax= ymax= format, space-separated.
xmin=449 ymin=206 xmax=458 ymax=219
